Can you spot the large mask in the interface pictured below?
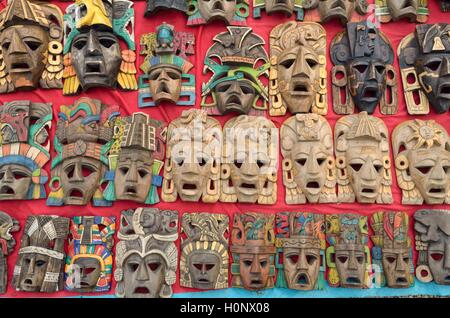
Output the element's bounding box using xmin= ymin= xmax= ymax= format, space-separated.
xmin=221 ymin=115 xmax=278 ymax=204
xmin=375 ymin=0 xmax=429 ymax=23
xmin=47 ymin=98 xmax=120 ymax=206
xmin=63 ymin=0 xmax=137 ymax=95
xmin=0 ymin=211 xmax=19 ymax=294
xmin=202 ymin=27 xmax=269 ymax=116
xmin=305 ymin=0 xmax=368 ymax=25
xmin=12 ymin=215 xmax=69 ymax=293
xmin=115 ymin=208 xmax=178 ymax=298
xmin=398 ymin=23 xmax=450 ymax=114
xmin=0 ymin=0 xmax=63 ymax=93
xmin=335 ymin=112 xmax=392 ymax=204
xmin=65 ymin=216 xmax=116 ymax=292
xmin=104 ymin=112 xmax=166 ymax=204
xmin=269 ymin=22 xmax=327 ymax=116
xmin=392 ymin=119 xmax=450 ymax=205
xmin=326 ymin=213 xmax=371 ymax=289
xmin=253 ymin=0 xmax=305 ymax=20
xmin=162 ymin=109 xmax=222 ymax=203
xmin=0 ymin=101 xmax=52 ymax=200
xmin=231 ymin=212 xmax=276 ymax=290
xmin=414 ymin=209 xmax=450 ymax=285
xmin=370 ymin=211 xmax=413 ymax=288
xmin=275 ymin=212 xmax=326 ymax=291
xmin=180 ymin=213 xmax=229 ymax=290
xmin=439 ymin=0 xmax=450 ymax=12
xmin=281 ymin=114 xmax=336 ymax=204
xmin=186 ymin=0 xmax=249 ymax=25
xmin=139 ymin=23 xmax=195 ymax=107
xmin=330 ymin=21 xmax=397 ymax=115
xmin=145 ymin=0 xmax=188 ymax=15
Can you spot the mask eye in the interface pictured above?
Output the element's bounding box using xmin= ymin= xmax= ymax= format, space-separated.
xmin=128 ymin=263 xmax=139 ymax=272
xmin=2 ymin=42 xmax=10 ymax=51
xmin=431 ymin=253 xmax=443 ymax=261
xmin=403 ymin=257 xmax=409 ymax=263
xmin=205 ymin=264 xmax=215 ymax=270
xmin=167 ymin=71 xmax=181 ymax=80
xmin=288 ymin=255 xmax=299 ymax=264
xmin=197 ymin=157 xmax=207 ymax=167
xmin=279 ymin=58 xmax=295 ymax=69
xmin=84 ymin=267 xmax=96 ymax=274
xmin=306 ymin=255 xmax=317 ymax=265
xmin=13 ymin=171 xmax=28 ymax=180
xmin=386 ymin=256 xmax=396 ymax=264
xmin=194 ymin=263 xmax=203 ymax=270
xmin=36 ymin=260 xmax=46 ymax=267
xmin=425 ymin=60 xmax=441 ymax=72
xmin=356 ymin=256 xmax=364 ymax=264
xmin=243 ymin=260 xmax=252 ymax=267
xmin=337 ymin=256 xmax=348 ymax=263
xmin=174 ymin=156 xmax=185 ymax=166
xmin=82 ymin=165 xmax=95 ymax=177
xmin=148 ymin=262 xmax=160 ymax=271
xmin=256 ymin=160 xmax=265 ymax=168
xmin=260 ymin=260 xmax=267 ymax=268
xmin=216 ymin=83 xmax=231 ymax=93
xmin=416 ymin=166 xmax=432 ymax=175
xmin=25 ymin=40 xmax=41 ymax=51
xmin=234 ymin=160 xmax=243 ymax=169
xmin=354 ymin=64 xmax=368 ymax=73
xmin=99 ymin=38 xmax=116 ymax=48
xmin=317 ymin=158 xmax=326 ymax=166
xmin=73 ymin=39 xmax=87 ymax=50
xmin=374 ymin=164 xmax=383 ymax=173
xmin=296 ymin=158 xmax=306 ymax=166
xmin=138 ymin=169 xmax=149 ymax=178
xmin=120 ymin=167 xmax=129 ymax=175
xmin=350 ymin=163 xmax=362 ymax=172
xmin=375 ymin=65 xmax=386 ymax=74
xmin=240 ymin=84 xmax=255 ymax=95
xmin=149 ymin=69 xmax=161 ymax=81
xmin=306 ymin=58 xmax=318 ymax=68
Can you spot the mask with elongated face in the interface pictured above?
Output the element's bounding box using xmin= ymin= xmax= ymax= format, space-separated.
xmin=187 ymin=0 xmax=248 ymax=25
xmin=313 ymin=0 xmax=368 ymax=24
xmin=0 ymin=211 xmax=19 ymax=294
xmin=145 ymin=0 xmax=188 ymax=15
xmin=376 ymin=0 xmax=429 ymax=23
xmin=253 ymin=0 xmax=305 ymax=20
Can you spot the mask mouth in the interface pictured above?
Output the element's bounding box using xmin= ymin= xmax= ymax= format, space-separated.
xmin=197 ymin=278 xmax=211 ymax=283
xmin=10 ymin=61 xmax=31 ymax=72
xmin=23 ymin=279 xmax=33 ymax=286
xmin=291 ymin=81 xmax=311 ymax=96
xmin=0 ymin=185 xmax=15 ymax=195
xmin=68 ymin=189 xmax=85 ymax=199
xmin=296 ymin=273 xmax=310 ymax=286
xmin=250 ymin=279 xmax=263 ymax=287
xmin=360 ymin=186 xmax=378 ymax=199
xmin=395 ymin=277 xmax=408 ymax=284
xmin=181 ymin=182 xmax=199 ymax=196
xmin=361 ymin=86 xmax=379 ymax=102
xmin=427 ymin=185 xmax=446 ymax=199
xmin=133 ymin=287 xmax=150 ymax=294
xmin=305 ymin=180 xmax=322 ymax=195
xmin=80 ymin=281 xmax=91 ymax=287
xmin=125 ymin=186 xmax=137 ymax=195
xmin=346 ymin=277 xmax=361 ymax=285
xmin=212 ymin=1 xmax=224 ymax=11
xmin=444 ymin=276 xmax=450 ymax=282
xmin=84 ymin=60 xmax=105 ymax=76
xmin=156 ymin=82 xmax=170 ymax=95
xmin=238 ymin=182 xmax=258 ymax=195
xmin=439 ymin=83 xmax=450 ymax=99
xmin=225 ymin=94 xmax=242 ymax=108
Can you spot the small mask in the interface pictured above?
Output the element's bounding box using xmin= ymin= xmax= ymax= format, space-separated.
xmin=275 ymin=212 xmax=326 ymax=291
xmin=439 ymin=0 xmax=450 ymax=12
xmin=0 ymin=211 xmax=19 ymax=294
xmin=180 ymin=213 xmax=229 ymax=290
xmin=253 ymin=0 xmax=304 ymax=20
xmin=305 ymin=0 xmax=368 ymax=25
xmin=187 ymin=0 xmax=249 ymax=25
xmin=63 ymin=0 xmax=137 ymax=95
xmin=231 ymin=212 xmax=276 ymax=290
xmin=281 ymin=114 xmax=336 ymax=204
xmin=12 ymin=215 xmax=69 ymax=293
xmin=326 ymin=213 xmax=371 ymax=289
xmin=202 ymin=26 xmax=269 ymax=115
xmin=0 ymin=101 xmax=52 ymax=200
xmin=398 ymin=23 xmax=450 ymax=114
xmin=221 ymin=115 xmax=278 ymax=204
xmin=392 ymin=119 xmax=450 ymax=205
xmin=47 ymin=98 xmax=120 ymax=206
xmin=414 ymin=209 xmax=450 ymax=285
xmin=330 ymin=21 xmax=397 ymax=115
xmin=115 ymin=208 xmax=178 ymax=298
xmin=145 ymin=0 xmax=188 ymax=15
xmin=376 ymin=0 xmax=429 ymax=23
xmin=139 ymin=23 xmax=195 ymax=107
xmin=370 ymin=211 xmax=413 ymax=288
xmin=335 ymin=112 xmax=392 ymax=204
xmin=65 ymin=216 xmax=116 ymax=292
xmin=162 ymin=109 xmax=222 ymax=203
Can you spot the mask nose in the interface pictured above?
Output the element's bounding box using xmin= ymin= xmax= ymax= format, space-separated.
xmin=395 ymin=254 xmax=406 ymax=271
xmin=158 ymin=69 xmax=170 ymax=81
xmin=228 ymin=81 xmax=242 ymax=95
xmin=430 ymin=161 xmax=445 ymax=182
xmin=26 ymin=257 xmax=36 ymax=276
xmin=1 ymin=166 xmax=14 ymax=183
xmin=241 ymin=161 xmax=258 ymax=177
xmin=297 ymin=250 xmax=309 ymax=270
xmin=126 ymin=162 xmax=138 ymax=183
xmin=10 ymin=28 xmax=28 ymax=54
xmin=292 ymin=49 xmax=310 ymax=78
xmin=70 ymin=162 xmax=84 ymax=182
xmin=348 ymin=251 xmax=358 ymax=270
xmin=136 ymin=262 xmax=150 ymax=281
xmin=306 ymin=153 xmax=320 ymax=175
xmin=250 ymin=255 xmax=261 ymax=274
xmin=368 ymin=64 xmax=377 ymax=80
xmin=361 ymin=158 xmax=377 ymax=181
xmin=86 ymin=29 xmax=101 ymax=56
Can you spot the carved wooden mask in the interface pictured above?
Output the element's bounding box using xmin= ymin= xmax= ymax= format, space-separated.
xmin=253 ymin=0 xmax=305 ymax=20
xmin=231 ymin=212 xmax=276 ymax=290
xmin=63 ymin=0 xmax=137 ymax=95
xmin=0 ymin=0 xmax=63 ymax=93
xmin=330 ymin=21 xmax=397 ymax=115
xmin=392 ymin=119 xmax=450 ymax=205
xmin=326 ymin=213 xmax=371 ymax=289
xmin=269 ymin=22 xmax=327 ymax=116
xmin=0 ymin=101 xmax=52 ymax=200
xmin=375 ymin=0 xmax=429 ymax=23
xmin=370 ymin=211 xmax=413 ymax=288
xmin=275 ymin=212 xmax=326 ymax=291
xmin=439 ymin=0 xmax=450 ymax=12
xmin=221 ymin=115 xmax=278 ymax=204
xmin=65 ymin=216 xmax=116 ymax=292
xmin=186 ymin=0 xmax=249 ymax=25
xmin=305 ymin=0 xmax=368 ymax=25
xmin=145 ymin=0 xmax=188 ymax=15
xmin=414 ymin=209 xmax=450 ymax=285
xmin=0 ymin=211 xmax=19 ymax=294
xmin=47 ymin=98 xmax=120 ymax=206
xmin=202 ymin=27 xmax=269 ymax=115
xmin=335 ymin=112 xmax=392 ymax=204
xmin=398 ymin=23 xmax=450 ymax=114
xmin=180 ymin=213 xmax=229 ymax=290
xmin=115 ymin=208 xmax=178 ymax=298
xmin=12 ymin=215 xmax=69 ymax=293
xmin=281 ymin=114 xmax=336 ymax=204
xmin=162 ymin=109 xmax=222 ymax=203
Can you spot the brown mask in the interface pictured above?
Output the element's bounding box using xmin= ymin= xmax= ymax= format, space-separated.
xmin=392 ymin=119 xmax=450 ymax=205
xmin=335 ymin=112 xmax=392 ymax=204
xmin=0 ymin=211 xmax=19 ymax=294
xmin=281 ymin=114 xmax=336 ymax=204
xmin=180 ymin=213 xmax=229 ymax=290
xmin=198 ymin=0 xmax=238 ymax=24
xmin=231 ymin=212 xmax=276 ymax=290
xmin=12 ymin=215 xmax=69 ymax=293
xmin=315 ymin=0 xmax=368 ymax=25
xmin=376 ymin=0 xmax=429 ymax=23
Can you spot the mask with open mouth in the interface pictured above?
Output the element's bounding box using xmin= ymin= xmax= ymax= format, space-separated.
xmin=439 ymin=0 xmax=450 ymax=12
xmin=47 ymin=98 xmax=120 ymax=206
xmin=145 ymin=0 xmax=188 ymax=15
xmin=115 ymin=208 xmax=178 ymax=298
xmin=312 ymin=0 xmax=368 ymax=25
xmin=63 ymin=0 xmax=137 ymax=95
xmin=231 ymin=212 xmax=276 ymax=290
xmin=376 ymin=0 xmax=429 ymax=23
xmin=180 ymin=213 xmax=229 ymax=290
xmin=0 ymin=211 xmax=19 ymax=294
xmin=187 ymin=0 xmax=248 ymax=25
xmin=64 ymin=216 xmax=116 ymax=292
xmin=12 ymin=215 xmax=70 ymax=293
xmin=392 ymin=119 xmax=450 ymax=205
xmin=414 ymin=209 xmax=450 ymax=285
xmin=398 ymin=23 xmax=450 ymax=114
xmin=370 ymin=211 xmax=413 ymax=288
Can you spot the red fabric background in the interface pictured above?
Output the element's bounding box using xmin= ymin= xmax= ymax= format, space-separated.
xmin=0 ymin=0 xmax=449 ymax=298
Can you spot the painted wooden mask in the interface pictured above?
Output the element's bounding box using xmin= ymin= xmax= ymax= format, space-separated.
xmin=253 ymin=0 xmax=305 ymax=20
xmin=305 ymin=0 xmax=368 ymax=25
xmin=63 ymin=0 xmax=137 ymax=95
xmin=12 ymin=215 xmax=69 ymax=293
xmin=281 ymin=114 xmax=336 ymax=204
xmin=0 ymin=101 xmax=52 ymax=200
xmin=202 ymin=27 xmax=269 ymax=115
xmin=47 ymin=98 xmax=120 ymax=206
xmin=162 ymin=109 xmax=222 ymax=203
xmin=0 ymin=211 xmax=19 ymax=294
xmin=392 ymin=119 xmax=450 ymax=205
xmin=115 ymin=208 xmax=178 ymax=298
xmin=335 ymin=112 xmax=392 ymax=204
xmin=331 ymin=21 xmax=397 ymax=115
xmin=375 ymin=0 xmax=429 ymax=23
xmin=231 ymin=212 xmax=276 ymax=290
xmin=186 ymin=0 xmax=249 ymax=25
xmin=180 ymin=213 xmax=229 ymax=290
xmin=145 ymin=0 xmax=188 ymax=15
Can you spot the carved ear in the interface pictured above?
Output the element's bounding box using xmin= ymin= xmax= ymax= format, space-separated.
xmin=380 ymin=65 xmax=398 ymax=115
xmin=332 ymin=65 xmax=353 ymax=114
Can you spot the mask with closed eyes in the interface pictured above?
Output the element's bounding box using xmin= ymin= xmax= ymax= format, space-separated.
xmin=376 ymin=0 xmax=429 ymax=23
xmin=0 ymin=211 xmax=19 ymax=294
xmin=187 ymin=0 xmax=249 ymax=26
